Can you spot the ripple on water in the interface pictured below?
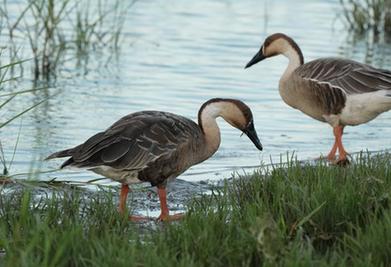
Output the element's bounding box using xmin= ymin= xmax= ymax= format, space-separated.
xmin=1 ymin=0 xmax=391 ymax=184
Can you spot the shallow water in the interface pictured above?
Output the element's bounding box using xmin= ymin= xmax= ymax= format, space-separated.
xmin=2 ymin=0 xmax=391 ymax=187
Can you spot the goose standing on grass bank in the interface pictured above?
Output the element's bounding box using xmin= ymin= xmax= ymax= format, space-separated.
xmin=46 ymin=98 xmax=262 ymax=221
xmin=245 ymin=33 xmax=391 ymax=164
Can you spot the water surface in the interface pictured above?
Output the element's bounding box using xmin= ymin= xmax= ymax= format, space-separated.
xmin=2 ymin=0 xmax=391 ymax=186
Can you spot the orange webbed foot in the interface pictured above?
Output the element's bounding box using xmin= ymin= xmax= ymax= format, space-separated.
xmin=334 ymin=157 xmax=350 ymax=167
xmin=327 ymin=153 xmax=337 ymax=161
xmin=157 ymin=212 xmax=185 ymax=222
xmin=128 ymin=215 xmax=152 ymax=222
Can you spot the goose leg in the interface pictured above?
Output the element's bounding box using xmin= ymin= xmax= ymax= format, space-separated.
xmin=327 ymin=138 xmax=338 ymax=161
xmin=118 ymin=184 xmax=129 ymax=214
xmin=118 ymin=184 xmax=149 ymax=222
xmin=157 ymin=185 xmax=184 ymax=222
xmin=333 ymin=125 xmax=350 ymax=165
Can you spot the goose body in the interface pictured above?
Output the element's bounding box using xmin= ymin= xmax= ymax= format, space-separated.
xmin=283 ymin=57 xmax=391 ymax=126
xmin=46 ymin=98 xmax=262 ymax=221
xmin=245 ymin=33 xmax=391 ymax=163
xmin=52 ymin=111 xmax=207 ymax=186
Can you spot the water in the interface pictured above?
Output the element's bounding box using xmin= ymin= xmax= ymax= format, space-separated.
xmin=2 ymin=0 xmax=391 ymax=187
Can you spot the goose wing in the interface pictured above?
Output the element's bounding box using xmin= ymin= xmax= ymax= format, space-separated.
xmin=296 ymin=57 xmax=391 ymax=95
xmin=63 ymin=111 xmax=201 ymax=171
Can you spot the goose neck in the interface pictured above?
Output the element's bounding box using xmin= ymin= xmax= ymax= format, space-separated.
xmin=198 ymin=103 xmax=222 ymax=156
xmin=281 ymin=48 xmax=303 ymax=83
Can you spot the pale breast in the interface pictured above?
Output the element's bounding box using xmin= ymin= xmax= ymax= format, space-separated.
xmin=279 ymin=76 xmax=330 ymax=122
xmin=89 ymin=166 xmax=142 ymax=184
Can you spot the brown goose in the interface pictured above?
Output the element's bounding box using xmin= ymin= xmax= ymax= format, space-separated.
xmin=46 ymin=98 xmax=262 ymax=221
xmin=245 ymin=33 xmax=391 ymax=164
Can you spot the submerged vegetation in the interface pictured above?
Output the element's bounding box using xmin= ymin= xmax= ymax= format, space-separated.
xmin=0 ymin=0 xmax=133 ymax=79
xmin=340 ymin=0 xmax=391 ymax=37
xmin=1 ymin=153 xmax=391 ymax=266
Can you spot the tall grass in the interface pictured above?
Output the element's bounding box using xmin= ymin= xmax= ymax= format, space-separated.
xmin=1 ymin=153 xmax=391 ymax=266
xmin=0 ymin=0 xmax=134 ymax=79
xmin=340 ymin=0 xmax=391 ymax=37
xmin=0 ymin=59 xmax=48 ymax=177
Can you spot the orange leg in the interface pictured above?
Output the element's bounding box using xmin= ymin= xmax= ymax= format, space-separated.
xmin=157 ymin=185 xmax=184 ymax=222
xmin=118 ymin=184 xmax=149 ymax=222
xmin=118 ymin=184 xmax=129 ymax=214
xmin=327 ymin=139 xmax=338 ymax=161
xmin=332 ymin=125 xmax=349 ymax=164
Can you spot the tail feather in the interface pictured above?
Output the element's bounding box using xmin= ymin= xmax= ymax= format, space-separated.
xmin=60 ymin=157 xmax=75 ymax=169
xmin=45 ymin=148 xmax=73 ymax=160
xmin=46 ymin=149 xmax=77 ymax=169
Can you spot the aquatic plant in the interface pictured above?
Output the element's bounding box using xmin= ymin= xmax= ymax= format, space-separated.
xmin=0 ymin=0 xmax=134 ymax=79
xmin=1 ymin=152 xmax=391 ymax=266
xmin=340 ymin=0 xmax=391 ymax=37
xmin=0 ymin=60 xmax=48 ymax=177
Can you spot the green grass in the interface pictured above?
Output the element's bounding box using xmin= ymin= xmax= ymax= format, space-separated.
xmin=1 ymin=153 xmax=391 ymax=266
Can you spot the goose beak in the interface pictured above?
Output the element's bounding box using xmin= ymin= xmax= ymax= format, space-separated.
xmin=243 ymin=121 xmax=263 ymax=151
xmin=245 ymin=50 xmax=265 ymax=69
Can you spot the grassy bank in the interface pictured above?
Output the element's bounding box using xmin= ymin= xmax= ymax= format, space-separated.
xmin=1 ymin=153 xmax=391 ymax=266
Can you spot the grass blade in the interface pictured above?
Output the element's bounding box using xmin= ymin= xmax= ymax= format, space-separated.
xmin=0 ymin=97 xmax=48 ymax=129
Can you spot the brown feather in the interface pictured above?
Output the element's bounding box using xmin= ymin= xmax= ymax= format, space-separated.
xmin=296 ymin=57 xmax=391 ymax=95
xmin=47 ymin=111 xmax=205 ymax=186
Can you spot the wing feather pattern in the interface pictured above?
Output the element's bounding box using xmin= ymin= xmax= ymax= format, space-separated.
xmin=296 ymin=57 xmax=391 ymax=95
xmin=59 ymin=111 xmax=202 ymax=175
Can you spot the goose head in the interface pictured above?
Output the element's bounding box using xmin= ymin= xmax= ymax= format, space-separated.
xmin=245 ymin=33 xmax=304 ymax=69
xmin=198 ymin=98 xmax=263 ymax=150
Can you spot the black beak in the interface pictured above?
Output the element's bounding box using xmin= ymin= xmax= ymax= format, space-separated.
xmin=245 ymin=50 xmax=266 ymax=69
xmin=243 ymin=121 xmax=263 ymax=151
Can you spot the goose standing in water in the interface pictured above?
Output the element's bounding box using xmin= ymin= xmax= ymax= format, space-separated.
xmin=46 ymin=98 xmax=262 ymax=221
xmin=245 ymin=33 xmax=391 ymax=164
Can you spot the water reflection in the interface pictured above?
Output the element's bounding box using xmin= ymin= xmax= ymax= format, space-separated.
xmin=1 ymin=0 xmax=391 ymax=184
xmin=339 ymin=31 xmax=391 ymax=67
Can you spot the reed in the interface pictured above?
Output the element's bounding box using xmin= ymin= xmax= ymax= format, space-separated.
xmin=0 ymin=0 xmax=133 ymax=79
xmin=340 ymin=0 xmax=391 ymax=37
xmin=0 ymin=60 xmax=48 ymax=176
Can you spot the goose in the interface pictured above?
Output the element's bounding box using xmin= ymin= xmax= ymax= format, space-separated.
xmin=46 ymin=98 xmax=263 ymax=221
xmin=245 ymin=33 xmax=391 ymax=164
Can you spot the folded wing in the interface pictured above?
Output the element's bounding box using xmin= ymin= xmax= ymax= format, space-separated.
xmin=296 ymin=57 xmax=391 ymax=95
xmin=51 ymin=111 xmax=201 ymax=172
